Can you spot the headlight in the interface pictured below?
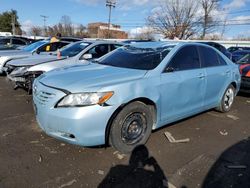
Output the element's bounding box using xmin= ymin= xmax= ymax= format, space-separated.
xmin=10 ymin=66 xmax=29 ymax=76
xmin=56 ymin=92 xmax=114 ymax=107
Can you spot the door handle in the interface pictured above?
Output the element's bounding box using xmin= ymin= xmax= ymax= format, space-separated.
xmin=198 ymin=73 xmax=205 ymax=79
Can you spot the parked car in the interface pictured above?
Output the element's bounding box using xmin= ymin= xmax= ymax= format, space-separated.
xmin=0 ymin=40 xmax=70 ymax=74
xmin=6 ymin=41 xmax=123 ymax=93
xmin=236 ymin=54 xmax=250 ymax=93
xmin=200 ymin=42 xmax=232 ymax=60
xmin=0 ymin=36 xmax=35 ymax=50
xmin=232 ymin=50 xmax=250 ymax=62
xmin=227 ymin=46 xmax=250 ymax=53
xmin=32 ymin=42 xmax=241 ymax=153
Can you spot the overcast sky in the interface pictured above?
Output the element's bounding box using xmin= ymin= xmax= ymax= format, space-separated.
xmin=0 ymin=0 xmax=250 ymax=38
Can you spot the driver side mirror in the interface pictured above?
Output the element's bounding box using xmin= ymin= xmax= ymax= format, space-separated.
xmin=32 ymin=49 xmax=40 ymax=55
xmin=82 ymin=54 xmax=93 ymax=60
xmin=165 ymin=67 xmax=174 ymax=73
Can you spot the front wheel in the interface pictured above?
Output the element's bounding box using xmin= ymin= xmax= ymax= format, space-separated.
xmin=109 ymin=101 xmax=153 ymax=153
xmin=216 ymin=84 xmax=235 ymax=113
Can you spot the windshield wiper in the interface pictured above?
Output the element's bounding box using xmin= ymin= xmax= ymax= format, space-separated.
xmin=91 ymin=59 xmax=100 ymax=64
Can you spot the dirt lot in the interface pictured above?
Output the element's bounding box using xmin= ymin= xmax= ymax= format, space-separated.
xmin=0 ymin=76 xmax=250 ymax=188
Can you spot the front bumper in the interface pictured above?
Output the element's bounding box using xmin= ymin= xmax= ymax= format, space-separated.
xmin=7 ymin=74 xmax=26 ymax=82
xmin=33 ymin=81 xmax=118 ymax=147
xmin=240 ymin=76 xmax=250 ymax=93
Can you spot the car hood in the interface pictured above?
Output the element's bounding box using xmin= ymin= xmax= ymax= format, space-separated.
xmin=7 ymin=54 xmax=66 ymax=67
xmin=28 ymin=57 xmax=78 ymax=72
xmin=0 ymin=50 xmax=30 ymax=57
xmin=39 ymin=63 xmax=147 ymax=93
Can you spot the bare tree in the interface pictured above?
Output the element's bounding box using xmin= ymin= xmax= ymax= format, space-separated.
xmin=200 ymin=0 xmax=221 ymax=39
xmin=30 ymin=26 xmax=42 ymax=37
xmin=75 ymin=24 xmax=89 ymax=38
xmin=60 ymin=15 xmax=74 ymax=36
xmin=132 ymin=27 xmax=155 ymax=40
xmin=147 ymin=0 xmax=200 ymax=39
xmin=46 ymin=26 xmax=55 ymax=37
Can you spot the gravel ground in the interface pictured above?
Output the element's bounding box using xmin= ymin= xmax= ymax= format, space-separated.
xmin=0 ymin=76 xmax=250 ymax=188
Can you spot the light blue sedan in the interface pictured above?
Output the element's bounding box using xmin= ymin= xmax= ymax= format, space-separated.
xmin=33 ymin=42 xmax=241 ymax=153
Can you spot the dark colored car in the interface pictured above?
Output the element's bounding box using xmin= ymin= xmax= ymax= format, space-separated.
xmin=227 ymin=46 xmax=250 ymax=53
xmin=232 ymin=50 xmax=250 ymax=63
xmin=0 ymin=36 xmax=35 ymax=50
xmin=200 ymin=42 xmax=232 ymax=60
xmin=237 ymin=54 xmax=250 ymax=93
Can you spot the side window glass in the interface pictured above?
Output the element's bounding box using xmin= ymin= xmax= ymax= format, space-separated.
xmin=57 ymin=42 xmax=68 ymax=50
xmin=37 ymin=44 xmax=51 ymax=52
xmin=0 ymin=38 xmax=10 ymax=45
xmin=167 ymin=46 xmax=200 ymax=71
xmin=200 ymin=46 xmax=221 ymax=67
xmin=83 ymin=44 xmax=109 ymax=59
xmin=13 ymin=39 xmax=26 ymax=45
xmin=50 ymin=43 xmax=60 ymax=51
xmin=111 ymin=44 xmax=122 ymax=51
xmin=217 ymin=54 xmax=227 ymax=65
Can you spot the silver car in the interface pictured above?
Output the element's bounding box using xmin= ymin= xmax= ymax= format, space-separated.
xmin=0 ymin=40 xmax=69 ymax=74
xmin=6 ymin=40 xmax=123 ymax=93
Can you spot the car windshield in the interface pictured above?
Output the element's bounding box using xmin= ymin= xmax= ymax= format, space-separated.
xmin=98 ymin=45 xmax=175 ymax=70
xmin=60 ymin=42 xmax=91 ymax=57
xmin=234 ymin=51 xmax=249 ymax=55
xmin=237 ymin=54 xmax=250 ymax=64
xmin=23 ymin=40 xmax=47 ymax=52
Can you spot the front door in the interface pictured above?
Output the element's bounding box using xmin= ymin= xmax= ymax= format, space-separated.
xmin=159 ymin=45 xmax=206 ymax=125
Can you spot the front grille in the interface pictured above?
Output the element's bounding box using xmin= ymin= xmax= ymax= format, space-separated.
xmin=35 ymin=91 xmax=55 ymax=106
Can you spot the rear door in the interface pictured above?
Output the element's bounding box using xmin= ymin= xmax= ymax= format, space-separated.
xmin=160 ymin=45 xmax=206 ymax=124
xmin=199 ymin=46 xmax=230 ymax=108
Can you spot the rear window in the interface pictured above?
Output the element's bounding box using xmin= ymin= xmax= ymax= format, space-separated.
xmin=98 ymin=45 xmax=174 ymax=70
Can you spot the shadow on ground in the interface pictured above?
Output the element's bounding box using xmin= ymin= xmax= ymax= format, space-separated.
xmin=202 ymin=137 xmax=250 ymax=188
xmin=98 ymin=145 xmax=168 ymax=188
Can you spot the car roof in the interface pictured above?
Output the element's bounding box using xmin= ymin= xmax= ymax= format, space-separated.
xmin=127 ymin=41 xmax=180 ymax=49
xmin=84 ymin=40 xmax=123 ymax=44
xmin=126 ymin=41 xmax=223 ymax=50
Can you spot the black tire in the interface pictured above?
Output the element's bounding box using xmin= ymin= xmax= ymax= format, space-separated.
xmin=216 ymin=84 xmax=235 ymax=113
xmin=109 ymin=101 xmax=153 ymax=154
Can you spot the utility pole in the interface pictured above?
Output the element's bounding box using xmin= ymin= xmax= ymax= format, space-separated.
xmin=106 ymin=0 xmax=116 ymax=38
xmin=11 ymin=14 xmax=16 ymax=35
xmin=40 ymin=15 xmax=49 ymax=36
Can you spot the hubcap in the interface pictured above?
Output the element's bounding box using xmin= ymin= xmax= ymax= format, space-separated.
xmin=224 ymin=88 xmax=234 ymax=109
xmin=121 ymin=113 xmax=147 ymax=145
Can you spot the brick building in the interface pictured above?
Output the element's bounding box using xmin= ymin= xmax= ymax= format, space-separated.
xmin=88 ymin=22 xmax=128 ymax=39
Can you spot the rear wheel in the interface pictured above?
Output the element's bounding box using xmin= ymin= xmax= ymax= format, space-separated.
xmin=216 ymin=84 xmax=235 ymax=112
xmin=109 ymin=101 xmax=153 ymax=153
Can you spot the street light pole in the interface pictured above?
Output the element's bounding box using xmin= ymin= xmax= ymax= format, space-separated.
xmin=106 ymin=0 xmax=116 ymax=38
xmin=11 ymin=14 xmax=16 ymax=35
xmin=40 ymin=15 xmax=49 ymax=36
